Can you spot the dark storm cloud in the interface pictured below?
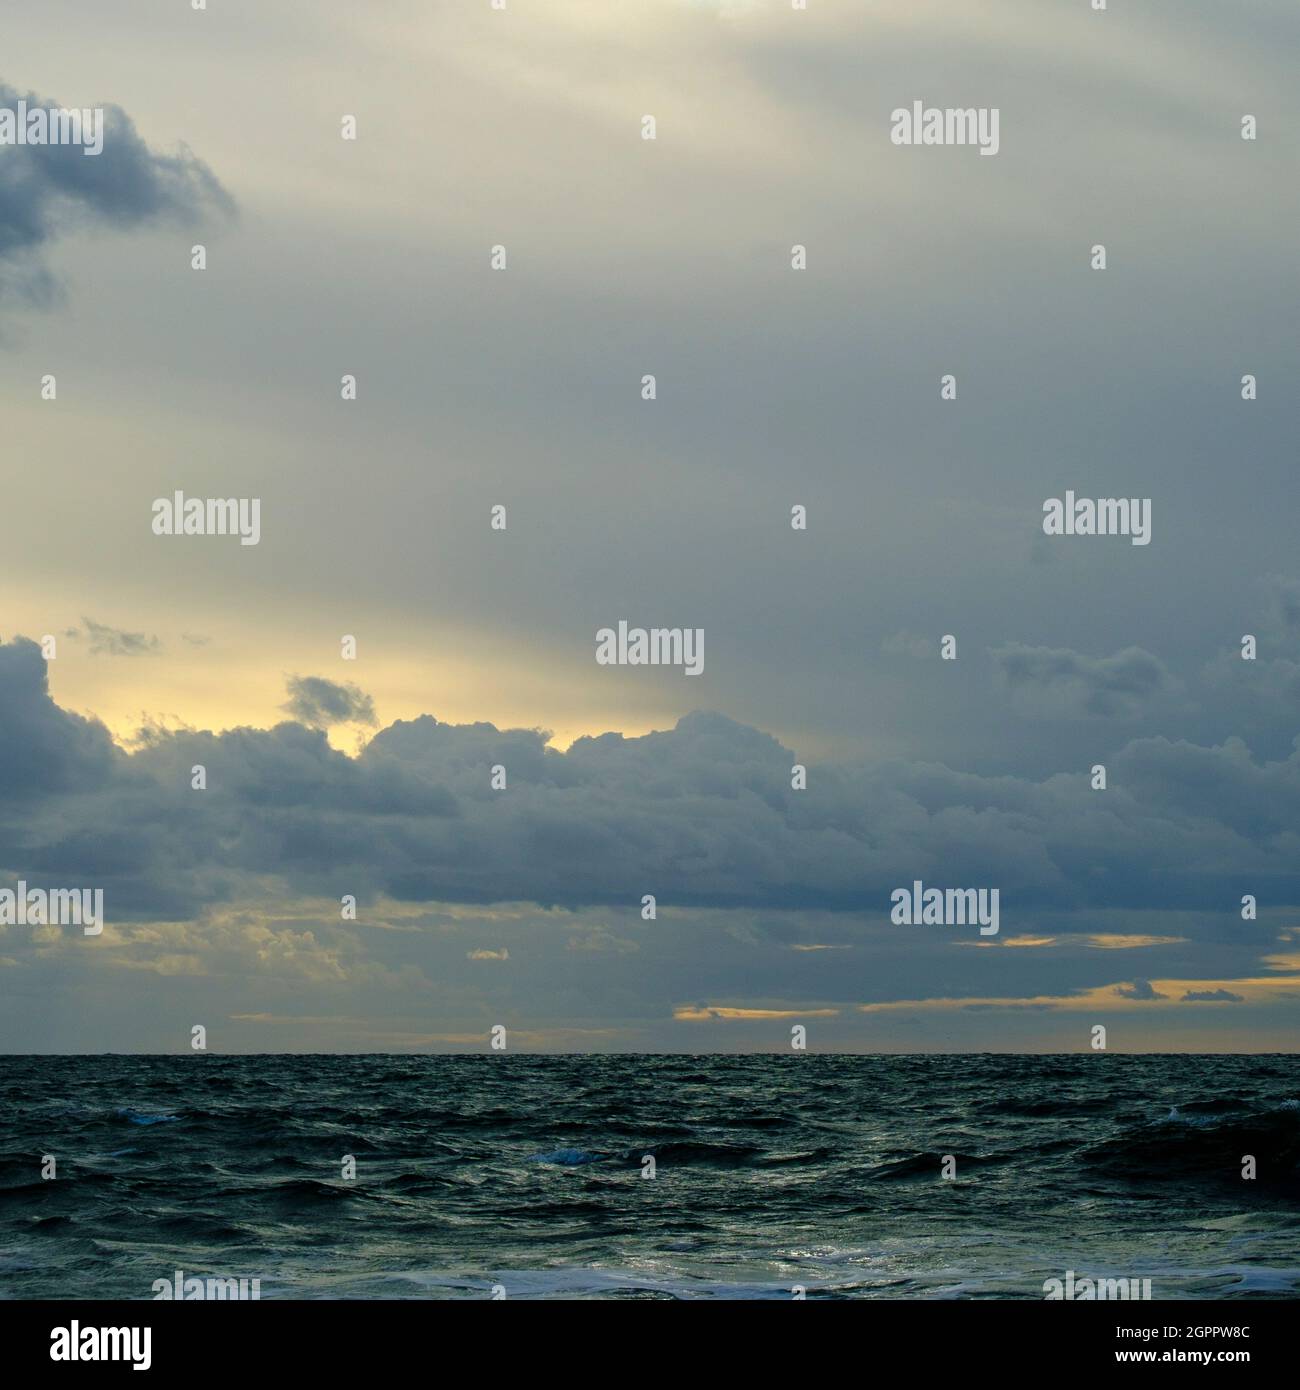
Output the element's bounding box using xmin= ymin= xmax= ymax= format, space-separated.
xmin=992 ymin=644 xmax=1174 ymax=720
xmin=0 ymin=638 xmax=117 ymax=794
xmin=282 ymin=675 xmax=377 ymax=729
xmin=1182 ymin=989 xmax=1244 ymax=1003
xmin=0 ymin=80 xmax=234 ymax=303
xmin=2 ymin=637 xmax=1298 ymax=926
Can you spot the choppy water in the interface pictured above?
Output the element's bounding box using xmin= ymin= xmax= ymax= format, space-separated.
xmin=2 ymin=1054 xmax=1297 ymax=1299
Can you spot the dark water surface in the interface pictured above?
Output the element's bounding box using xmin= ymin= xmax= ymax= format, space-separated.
xmin=2 ymin=1054 xmax=1297 ymax=1299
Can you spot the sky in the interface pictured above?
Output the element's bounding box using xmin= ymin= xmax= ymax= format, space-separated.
xmin=1 ymin=0 xmax=1298 ymax=1052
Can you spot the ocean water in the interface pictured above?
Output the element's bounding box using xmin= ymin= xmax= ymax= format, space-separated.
xmin=1 ymin=1054 xmax=1297 ymax=1300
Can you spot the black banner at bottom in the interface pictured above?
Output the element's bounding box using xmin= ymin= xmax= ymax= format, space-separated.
xmin=2 ymin=1298 xmax=1288 ymax=1375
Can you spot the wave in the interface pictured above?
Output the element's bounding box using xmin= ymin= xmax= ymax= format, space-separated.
xmin=530 ymin=1149 xmax=603 ymax=1166
xmin=1085 ymin=1104 xmax=1300 ymax=1188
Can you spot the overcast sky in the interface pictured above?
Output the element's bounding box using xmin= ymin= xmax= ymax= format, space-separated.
xmin=2 ymin=0 xmax=1298 ymax=1051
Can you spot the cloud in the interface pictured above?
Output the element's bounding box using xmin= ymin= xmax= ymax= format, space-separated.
xmin=882 ymin=632 xmax=936 ymax=661
xmin=3 ymin=635 xmax=1300 ymax=931
xmin=77 ymin=617 xmax=160 ymax=657
xmin=0 ymin=637 xmax=117 ymax=793
xmin=1267 ymin=576 xmax=1300 ymax=640
xmin=1114 ymin=979 xmax=1164 ymax=1000
xmin=282 ymin=675 xmax=377 ymax=729
xmin=0 ymin=79 xmax=234 ymax=305
xmin=675 ymin=1005 xmax=840 ymax=1021
xmin=992 ymin=644 xmax=1174 ymax=719
xmin=857 ymin=971 xmax=1300 ymax=1015
xmin=566 ymin=927 xmax=638 ymax=954
xmin=467 ymin=948 xmax=508 ymax=961
xmin=1086 ymin=934 xmax=1186 ymax=950
xmin=973 ymin=935 xmax=1189 ymax=951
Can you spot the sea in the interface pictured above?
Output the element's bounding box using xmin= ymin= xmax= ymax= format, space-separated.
xmin=1 ymin=1053 xmax=1297 ymax=1300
